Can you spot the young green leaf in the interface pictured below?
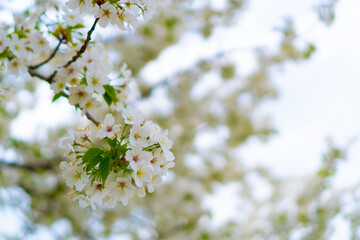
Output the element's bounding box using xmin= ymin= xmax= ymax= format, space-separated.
xmin=99 ymin=156 xmax=111 ymax=184
xmin=86 ymin=155 xmax=103 ymax=172
xmin=116 ymin=145 xmax=128 ymax=155
xmin=82 ymin=148 xmax=104 ymax=164
xmin=103 ymin=85 xmax=116 ymax=106
xmin=106 ymin=137 xmax=117 ymax=147
xmin=52 ymin=91 xmax=68 ymax=102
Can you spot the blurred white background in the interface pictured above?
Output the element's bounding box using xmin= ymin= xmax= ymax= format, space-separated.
xmin=1 ymin=0 xmax=360 ymax=238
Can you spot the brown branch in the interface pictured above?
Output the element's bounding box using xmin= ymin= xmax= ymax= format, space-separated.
xmin=63 ymin=18 xmax=100 ymax=68
xmin=27 ymin=19 xmax=102 ymax=126
xmin=29 ymin=38 xmax=64 ymax=70
xmin=28 ymin=67 xmax=51 ymax=83
xmin=0 ymin=160 xmax=55 ymax=172
xmin=85 ymin=111 xmax=100 ymax=126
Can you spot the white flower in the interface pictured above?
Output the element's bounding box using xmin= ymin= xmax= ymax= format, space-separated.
xmin=139 ymin=0 xmax=156 ymax=21
xmin=126 ymin=146 xmax=152 ymax=169
xmin=61 ymin=163 xmax=89 ymax=191
xmin=85 ymin=180 xmax=110 ymax=204
xmin=122 ymin=105 xmax=143 ymax=125
xmin=7 ymin=58 xmax=27 ymax=76
xmin=149 ymin=149 xmax=165 ymax=173
xmin=68 ymin=85 xmax=91 ymax=107
xmin=158 ymin=130 xmax=173 ymax=152
xmin=131 ymin=163 xmax=152 ymax=187
xmin=29 ymin=32 xmax=50 ymax=55
xmin=107 ymin=177 xmax=135 ymax=206
xmin=83 ymin=99 xmax=101 ymax=115
xmin=146 ymin=174 xmax=162 ymax=193
xmin=66 ymin=0 xmax=94 ymax=14
xmin=158 ymin=155 xmax=175 ymax=173
xmin=50 ymin=79 xmax=67 ymax=93
xmin=143 ymin=121 xmax=161 ymax=144
xmin=0 ymin=31 xmax=10 ymax=52
xmin=163 ymin=150 xmax=175 ymax=162
xmin=117 ymin=11 xmax=137 ymax=32
xmin=119 ymin=63 xmax=132 ymax=82
xmin=129 ymin=123 xmax=150 ymax=147
xmin=81 ymin=45 xmax=113 ymax=75
xmin=73 ymin=194 xmax=96 ymax=209
xmin=96 ymin=113 xmax=122 ymax=139
xmin=63 ymin=7 xmax=84 ymax=26
xmin=74 ymin=125 xmax=91 ymax=144
xmin=86 ymin=70 xmax=109 ymax=95
xmin=9 ymin=34 xmax=27 ymax=58
xmin=94 ymin=2 xmax=118 ymax=28
xmin=57 ymin=62 xmax=81 ymax=84
xmin=137 ymin=186 xmax=146 ymax=198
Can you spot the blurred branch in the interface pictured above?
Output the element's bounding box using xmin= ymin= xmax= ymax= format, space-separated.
xmin=63 ymin=18 xmax=99 ymax=68
xmin=0 ymin=160 xmax=56 ymax=172
xmin=29 ymin=38 xmax=65 ymax=70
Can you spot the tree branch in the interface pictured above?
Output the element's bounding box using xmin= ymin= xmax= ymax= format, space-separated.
xmin=27 ymin=18 xmax=102 ymax=126
xmin=85 ymin=111 xmax=100 ymax=126
xmin=0 ymin=160 xmax=55 ymax=172
xmin=28 ymin=68 xmax=50 ymax=82
xmin=63 ymin=18 xmax=100 ymax=68
xmin=29 ymin=38 xmax=64 ymax=70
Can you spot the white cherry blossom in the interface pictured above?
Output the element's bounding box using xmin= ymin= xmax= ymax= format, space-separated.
xmin=107 ymin=177 xmax=135 ymax=206
xmin=122 ymin=105 xmax=144 ymax=125
xmin=94 ymin=2 xmax=118 ymax=28
xmin=7 ymin=58 xmax=28 ymax=75
xmin=9 ymin=34 xmax=27 ymax=58
xmin=131 ymin=163 xmax=152 ymax=187
xmin=0 ymin=31 xmax=10 ymax=52
xmin=126 ymin=146 xmax=153 ymax=169
xmin=68 ymin=85 xmax=92 ymax=107
xmin=96 ymin=113 xmax=122 ymax=139
xmin=86 ymin=70 xmax=109 ymax=95
xmin=129 ymin=123 xmax=150 ymax=147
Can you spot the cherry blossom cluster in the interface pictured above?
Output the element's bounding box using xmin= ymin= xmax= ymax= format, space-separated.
xmin=0 ymin=8 xmax=51 ymax=76
xmin=60 ymin=107 xmax=175 ymax=208
xmin=66 ymin=0 xmax=156 ymax=31
xmin=0 ymin=0 xmax=172 ymax=209
xmin=50 ymin=42 xmax=134 ymax=115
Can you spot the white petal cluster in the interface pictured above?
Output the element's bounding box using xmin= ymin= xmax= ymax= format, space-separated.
xmin=0 ymin=0 xmax=172 ymax=211
xmin=0 ymin=28 xmax=52 ymax=76
xmin=60 ymin=108 xmax=175 ymax=209
xmin=66 ymin=0 xmax=157 ymax=31
xmin=48 ymin=42 xmax=134 ymax=117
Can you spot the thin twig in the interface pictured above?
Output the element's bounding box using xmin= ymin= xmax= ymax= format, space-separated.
xmin=28 ymin=68 xmax=52 ymax=83
xmin=63 ymin=18 xmax=100 ymax=68
xmin=29 ymin=38 xmax=64 ymax=70
xmin=85 ymin=111 xmax=100 ymax=126
xmin=27 ymin=18 xmax=102 ymax=126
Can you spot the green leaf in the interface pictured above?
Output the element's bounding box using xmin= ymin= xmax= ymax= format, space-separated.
xmin=103 ymin=85 xmax=116 ymax=106
xmin=304 ymin=43 xmax=316 ymax=59
xmin=103 ymin=92 xmax=112 ymax=106
xmin=13 ymin=30 xmax=28 ymax=39
xmin=99 ymin=156 xmax=111 ymax=184
xmin=116 ymin=145 xmax=128 ymax=155
xmin=82 ymin=148 xmax=104 ymax=164
xmin=86 ymin=155 xmax=103 ymax=172
xmin=52 ymin=91 xmax=67 ymax=102
xmin=71 ymin=24 xmax=85 ymax=29
xmin=106 ymin=137 xmax=117 ymax=147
